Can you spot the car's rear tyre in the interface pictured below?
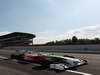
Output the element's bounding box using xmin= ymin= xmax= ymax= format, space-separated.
xmin=11 ymin=54 xmax=15 ymax=59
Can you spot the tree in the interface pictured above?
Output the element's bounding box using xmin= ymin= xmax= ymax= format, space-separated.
xmin=45 ymin=41 xmax=55 ymax=45
xmin=72 ymin=36 xmax=78 ymax=44
xmin=94 ymin=38 xmax=100 ymax=44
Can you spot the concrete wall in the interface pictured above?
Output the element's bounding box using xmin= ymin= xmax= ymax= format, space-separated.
xmin=3 ymin=44 xmax=100 ymax=53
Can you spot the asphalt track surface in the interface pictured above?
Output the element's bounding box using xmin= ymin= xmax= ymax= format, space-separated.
xmin=0 ymin=50 xmax=100 ymax=75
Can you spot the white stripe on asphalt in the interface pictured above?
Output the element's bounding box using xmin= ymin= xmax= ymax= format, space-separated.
xmin=66 ymin=70 xmax=92 ymax=75
xmin=0 ymin=56 xmax=8 ymax=60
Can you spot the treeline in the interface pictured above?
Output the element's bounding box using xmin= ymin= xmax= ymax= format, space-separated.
xmin=45 ymin=36 xmax=100 ymax=45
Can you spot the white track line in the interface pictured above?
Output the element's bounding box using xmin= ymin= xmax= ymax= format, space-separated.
xmin=0 ymin=56 xmax=8 ymax=60
xmin=66 ymin=70 xmax=92 ymax=75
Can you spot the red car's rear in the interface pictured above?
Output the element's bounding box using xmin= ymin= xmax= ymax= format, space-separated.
xmin=24 ymin=53 xmax=48 ymax=62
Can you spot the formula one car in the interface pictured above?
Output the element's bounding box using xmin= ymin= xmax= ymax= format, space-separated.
xmin=11 ymin=50 xmax=88 ymax=71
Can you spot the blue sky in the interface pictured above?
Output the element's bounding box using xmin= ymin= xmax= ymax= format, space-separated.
xmin=1 ymin=0 xmax=100 ymax=44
